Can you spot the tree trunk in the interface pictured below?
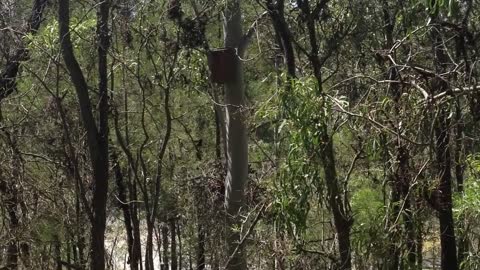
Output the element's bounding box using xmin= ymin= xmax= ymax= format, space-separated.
xmin=455 ymin=103 xmax=468 ymax=264
xmin=178 ymin=222 xmax=183 ymax=270
xmin=162 ymin=225 xmax=170 ymax=270
xmin=297 ymin=1 xmax=352 ymax=268
xmin=90 ymin=1 xmax=111 ymax=268
xmin=5 ymin=191 xmax=19 ymax=270
xmin=435 ymin=111 xmax=458 ymax=270
xmin=170 ymin=219 xmax=178 ymax=270
xmin=145 ymin=223 xmax=155 ymax=270
xmin=430 ymin=8 xmax=458 ymax=269
xmin=0 ymin=0 xmax=48 ymax=101
xmin=1 ymin=132 xmax=24 ymax=270
xmin=223 ymin=1 xmax=248 ymax=270
xmin=196 ymin=221 xmax=206 ymax=270
xmin=55 ymin=235 xmax=62 ymax=270
xmin=381 ymin=3 xmax=419 ymax=268
xmin=112 ymin=152 xmax=137 ymax=270
xmin=130 ymin=181 xmax=142 ymax=270
xmin=58 ymin=0 xmax=110 ymax=269
xmin=321 ymin=135 xmax=352 ymax=270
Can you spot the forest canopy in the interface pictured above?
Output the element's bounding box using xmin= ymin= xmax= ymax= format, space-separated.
xmin=1 ymin=0 xmax=480 ymax=269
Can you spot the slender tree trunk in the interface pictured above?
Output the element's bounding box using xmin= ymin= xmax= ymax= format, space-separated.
xmin=145 ymin=223 xmax=155 ymax=270
xmin=381 ymin=11 xmax=402 ymax=269
xmin=223 ymin=1 xmax=248 ymax=269
xmin=120 ymin=41 xmax=142 ymax=270
xmin=266 ymin=0 xmax=295 ymax=80
xmin=381 ymin=3 xmax=419 ymax=268
xmin=170 ymin=219 xmax=178 ymax=270
xmin=90 ymin=1 xmax=111 ymax=268
xmin=0 ymin=0 xmax=48 ymax=101
xmin=297 ymin=1 xmax=352 ymax=268
xmin=196 ymin=221 xmax=206 ymax=270
xmin=196 ymin=185 xmax=206 ymax=270
xmin=321 ymin=136 xmax=352 ymax=270
xmin=162 ymin=225 xmax=170 ymax=270
xmin=430 ymin=9 xmax=458 ymax=269
xmin=55 ymin=235 xmax=62 ymax=270
xmin=5 ymin=190 xmax=19 ymax=270
xmin=0 ymin=2 xmax=48 ymax=266
xmin=129 ymin=180 xmax=142 ymax=270
xmin=267 ymin=4 xmax=293 ymax=268
xmin=112 ymin=152 xmax=137 ymax=270
xmin=1 ymin=132 xmax=24 ymax=270
xmin=416 ymin=206 xmax=423 ymax=269
xmin=76 ymin=197 xmax=86 ymax=270
xmin=435 ymin=109 xmax=458 ymax=270
xmin=58 ymin=0 xmax=110 ymax=269
xmin=386 ymin=184 xmax=401 ymax=270
xmin=178 ymin=222 xmax=183 ymax=270
xmin=455 ymin=104 xmax=467 ymax=264
xmin=67 ymin=239 xmax=72 ymax=270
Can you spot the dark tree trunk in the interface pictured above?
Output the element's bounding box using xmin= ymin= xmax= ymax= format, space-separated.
xmin=0 ymin=2 xmax=48 ymax=266
xmin=267 ymin=3 xmax=294 ymax=268
xmin=170 ymin=219 xmax=178 ymax=270
xmin=177 ymin=222 xmax=183 ymax=270
xmin=435 ymin=110 xmax=458 ymax=270
xmin=58 ymin=0 xmax=110 ymax=269
xmin=386 ymin=184 xmax=401 ymax=270
xmin=196 ymin=221 xmax=206 ymax=270
xmin=455 ymin=104 xmax=467 ymax=264
xmin=55 ymin=235 xmax=62 ymax=270
xmin=416 ymin=207 xmax=423 ymax=268
xmin=5 ymin=191 xmax=19 ymax=270
xmin=430 ymin=8 xmax=458 ymax=268
xmin=1 ymin=132 xmax=25 ymax=270
xmin=76 ymin=199 xmax=86 ymax=270
xmin=297 ymin=1 xmax=352 ymax=268
xmin=145 ymin=223 xmax=155 ymax=270
xmin=381 ymin=2 xmax=418 ymax=267
xmin=129 ymin=181 xmax=142 ymax=270
xmin=90 ymin=1 xmax=111 ymax=268
xmin=161 ymin=225 xmax=170 ymax=270
xmin=112 ymin=152 xmax=137 ymax=270
xmin=321 ymin=136 xmax=352 ymax=270
xmin=195 ymin=183 xmax=206 ymax=270
xmin=67 ymin=240 xmax=72 ymax=270
xmin=266 ymin=0 xmax=296 ymax=79
xmin=0 ymin=0 xmax=48 ymax=101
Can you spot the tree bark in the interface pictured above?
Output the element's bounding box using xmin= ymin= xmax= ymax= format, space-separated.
xmin=170 ymin=219 xmax=178 ymax=270
xmin=196 ymin=221 xmax=206 ymax=270
xmin=266 ymin=0 xmax=296 ymax=80
xmin=0 ymin=0 xmax=48 ymax=101
xmin=58 ymin=0 xmax=110 ymax=269
xmin=455 ymin=103 xmax=468 ymax=264
xmin=297 ymin=1 xmax=352 ymax=268
xmin=5 ymin=186 xmax=19 ymax=270
xmin=162 ymin=225 xmax=170 ymax=270
xmin=430 ymin=8 xmax=458 ymax=269
xmin=223 ymin=1 xmax=248 ymax=270
xmin=381 ymin=2 xmax=417 ymax=267
xmin=112 ymin=152 xmax=137 ymax=270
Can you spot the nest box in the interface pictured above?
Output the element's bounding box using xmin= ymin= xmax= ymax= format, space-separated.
xmin=207 ymin=48 xmax=238 ymax=84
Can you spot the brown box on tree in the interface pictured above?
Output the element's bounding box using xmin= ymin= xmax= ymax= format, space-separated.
xmin=207 ymin=48 xmax=238 ymax=84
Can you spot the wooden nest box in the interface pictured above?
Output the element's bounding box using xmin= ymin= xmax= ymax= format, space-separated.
xmin=207 ymin=48 xmax=238 ymax=84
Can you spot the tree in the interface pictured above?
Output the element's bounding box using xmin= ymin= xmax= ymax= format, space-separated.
xmin=58 ymin=0 xmax=110 ymax=269
xmin=223 ymin=1 xmax=249 ymax=269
